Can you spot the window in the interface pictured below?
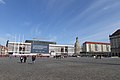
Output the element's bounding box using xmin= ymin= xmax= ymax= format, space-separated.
xmin=118 ymin=44 xmax=120 ymax=48
xmin=106 ymin=45 xmax=109 ymax=51
xmin=95 ymin=44 xmax=98 ymax=51
xmin=61 ymin=47 xmax=64 ymax=52
xmin=65 ymin=46 xmax=68 ymax=52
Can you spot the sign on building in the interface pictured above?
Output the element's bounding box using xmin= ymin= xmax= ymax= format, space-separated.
xmin=31 ymin=44 xmax=49 ymax=53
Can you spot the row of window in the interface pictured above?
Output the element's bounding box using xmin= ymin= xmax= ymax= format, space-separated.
xmin=88 ymin=44 xmax=110 ymax=52
xmin=110 ymin=38 xmax=120 ymax=48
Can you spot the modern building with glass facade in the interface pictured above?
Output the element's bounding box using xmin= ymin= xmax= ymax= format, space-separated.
xmin=7 ymin=40 xmax=74 ymax=56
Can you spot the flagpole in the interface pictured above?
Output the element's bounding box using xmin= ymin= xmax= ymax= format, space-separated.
xmin=17 ymin=34 xmax=20 ymax=54
xmin=22 ymin=34 xmax=24 ymax=54
xmin=13 ymin=34 xmax=16 ymax=54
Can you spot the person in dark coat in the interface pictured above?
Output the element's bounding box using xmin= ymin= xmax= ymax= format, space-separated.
xmin=32 ymin=56 xmax=36 ymax=63
xmin=23 ymin=56 xmax=27 ymax=63
xmin=20 ymin=56 xmax=23 ymax=63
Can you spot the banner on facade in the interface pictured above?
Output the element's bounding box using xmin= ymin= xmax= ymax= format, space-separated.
xmin=31 ymin=44 xmax=49 ymax=53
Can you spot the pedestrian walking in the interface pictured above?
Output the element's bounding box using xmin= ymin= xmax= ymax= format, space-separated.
xmin=20 ymin=56 xmax=23 ymax=63
xmin=32 ymin=55 xmax=36 ymax=63
xmin=23 ymin=56 xmax=27 ymax=63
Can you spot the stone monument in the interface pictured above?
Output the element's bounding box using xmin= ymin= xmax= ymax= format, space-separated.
xmin=74 ymin=37 xmax=80 ymax=55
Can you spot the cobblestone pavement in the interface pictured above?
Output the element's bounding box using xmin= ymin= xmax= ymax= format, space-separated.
xmin=0 ymin=57 xmax=120 ymax=80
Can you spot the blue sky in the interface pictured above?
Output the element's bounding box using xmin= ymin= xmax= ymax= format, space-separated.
xmin=0 ymin=0 xmax=120 ymax=45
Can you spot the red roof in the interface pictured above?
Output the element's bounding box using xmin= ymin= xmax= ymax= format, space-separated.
xmin=84 ymin=41 xmax=110 ymax=45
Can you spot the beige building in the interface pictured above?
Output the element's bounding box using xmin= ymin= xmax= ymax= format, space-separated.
xmin=0 ymin=45 xmax=8 ymax=55
xmin=82 ymin=41 xmax=111 ymax=56
xmin=109 ymin=29 xmax=120 ymax=57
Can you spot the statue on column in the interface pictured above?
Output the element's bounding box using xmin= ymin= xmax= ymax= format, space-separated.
xmin=74 ymin=37 xmax=80 ymax=55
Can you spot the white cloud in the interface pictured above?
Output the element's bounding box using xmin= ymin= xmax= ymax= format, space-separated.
xmin=80 ymin=21 xmax=120 ymax=43
xmin=35 ymin=26 xmax=41 ymax=35
xmin=6 ymin=33 xmax=15 ymax=39
xmin=0 ymin=33 xmax=16 ymax=45
xmin=103 ymin=2 xmax=120 ymax=10
xmin=23 ymin=22 xmax=31 ymax=26
xmin=65 ymin=0 xmax=107 ymax=26
xmin=0 ymin=33 xmax=28 ymax=45
xmin=63 ymin=0 xmax=119 ymax=29
xmin=49 ymin=35 xmax=57 ymax=42
xmin=0 ymin=37 xmax=7 ymax=45
xmin=0 ymin=0 xmax=5 ymax=4
xmin=30 ymin=24 xmax=42 ymax=37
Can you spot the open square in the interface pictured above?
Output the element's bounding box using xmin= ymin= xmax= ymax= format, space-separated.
xmin=0 ymin=57 xmax=120 ymax=80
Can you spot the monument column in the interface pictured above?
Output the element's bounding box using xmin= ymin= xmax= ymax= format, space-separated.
xmin=74 ymin=37 xmax=80 ymax=55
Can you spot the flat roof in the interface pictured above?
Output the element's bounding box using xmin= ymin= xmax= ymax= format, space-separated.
xmin=49 ymin=44 xmax=74 ymax=47
xmin=8 ymin=42 xmax=31 ymax=44
xmin=84 ymin=41 xmax=110 ymax=45
xmin=25 ymin=40 xmax=56 ymax=44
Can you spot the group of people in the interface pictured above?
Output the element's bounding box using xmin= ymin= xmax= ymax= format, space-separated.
xmin=20 ymin=56 xmax=36 ymax=63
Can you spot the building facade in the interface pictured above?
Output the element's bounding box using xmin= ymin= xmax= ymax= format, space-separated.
xmin=8 ymin=42 xmax=31 ymax=55
xmin=109 ymin=29 xmax=120 ymax=57
xmin=0 ymin=45 xmax=8 ymax=55
xmin=7 ymin=40 xmax=74 ymax=56
xmin=49 ymin=44 xmax=74 ymax=56
xmin=82 ymin=42 xmax=111 ymax=56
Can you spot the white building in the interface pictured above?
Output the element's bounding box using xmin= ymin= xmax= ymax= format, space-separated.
xmin=7 ymin=41 xmax=74 ymax=56
xmin=8 ymin=42 xmax=31 ymax=55
xmin=49 ymin=44 xmax=74 ymax=56
xmin=82 ymin=41 xmax=111 ymax=56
